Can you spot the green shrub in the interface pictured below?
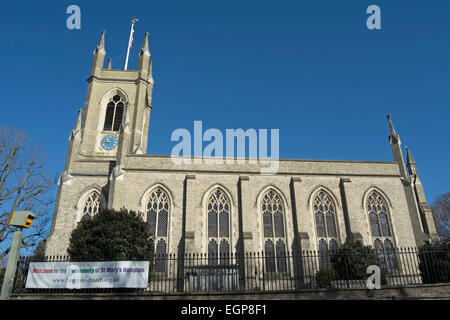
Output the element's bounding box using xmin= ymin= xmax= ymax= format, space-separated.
xmin=418 ymin=238 xmax=450 ymax=284
xmin=315 ymin=267 xmax=337 ymax=288
xmin=331 ymin=240 xmax=379 ymax=280
xmin=67 ymin=208 xmax=154 ymax=262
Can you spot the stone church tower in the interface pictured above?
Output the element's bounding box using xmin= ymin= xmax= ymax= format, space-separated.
xmin=45 ymin=31 xmax=438 ymax=259
xmin=47 ymin=30 xmax=154 ymax=253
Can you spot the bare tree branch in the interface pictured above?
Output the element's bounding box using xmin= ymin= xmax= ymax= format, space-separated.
xmin=0 ymin=127 xmax=56 ymax=261
xmin=431 ymin=192 xmax=450 ymax=240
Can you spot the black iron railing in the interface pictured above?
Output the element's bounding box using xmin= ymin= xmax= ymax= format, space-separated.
xmin=9 ymin=246 xmax=450 ymax=294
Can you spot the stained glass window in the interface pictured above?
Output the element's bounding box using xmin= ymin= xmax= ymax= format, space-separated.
xmin=208 ymin=239 xmax=218 ymax=266
xmin=263 ymin=212 xmax=273 ymax=237
xmin=219 ymin=240 xmax=230 ymax=265
xmin=313 ymin=190 xmax=339 ymax=267
xmin=318 ymin=239 xmax=329 ymax=269
xmin=155 ymin=239 xmax=167 ymax=272
xmin=207 ymin=189 xmax=231 ymax=263
xmin=315 ymin=213 xmax=326 ymax=237
xmin=262 ymin=190 xmax=287 ymax=273
xmin=326 ymin=212 xmax=337 ymax=238
xmin=367 ymin=191 xmax=397 ymax=271
xmin=146 ymin=187 xmax=170 ymax=264
xmin=276 ymin=240 xmax=287 ymax=272
xmin=265 ymin=240 xmax=276 ymax=272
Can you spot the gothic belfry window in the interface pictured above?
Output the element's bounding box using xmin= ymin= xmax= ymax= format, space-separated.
xmin=207 ymin=189 xmax=231 ymax=265
xmin=313 ymin=190 xmax=339 ymax=268
xmin=80 ymin=191 xmax=101 ymax=222
xmin=367 ymin=191 xmax=398 ymax=271
xmin=261 ymin=189 xmax=287 ymax=272
xmin=146 ymin=187 xmax=170 ymax=271
xmin=103 ymin=95 xmax=125 ymax=131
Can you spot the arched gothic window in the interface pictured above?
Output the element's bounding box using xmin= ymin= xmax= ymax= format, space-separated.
xmin=80 ymin=191 xmax=101 ymax=222
xmin=313 ymin=191 xmax=339 ymax=268
xmin=207 ymin=189 xmax=231 ymax=265
xmin=261 ymin=190 xmax=287 ymax=272
xmin=103 ymin=95 xmax=125 ymax=131
xmin=146 ymin=187 xmax=170 ymax=271
xmin=367 ymin=191 xmax=397 ymax=271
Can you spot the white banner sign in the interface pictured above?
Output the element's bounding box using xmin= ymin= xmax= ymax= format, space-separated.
xmin=25 ymin=261 xmax=149 ymax=289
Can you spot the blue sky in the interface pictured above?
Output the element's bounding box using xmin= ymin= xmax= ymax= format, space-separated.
xmin=0 ymin=0 xmax=449 ymax=203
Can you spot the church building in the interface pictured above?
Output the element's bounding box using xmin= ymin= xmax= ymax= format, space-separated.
xmin=45 ymin=31 xmax=438 ymax=261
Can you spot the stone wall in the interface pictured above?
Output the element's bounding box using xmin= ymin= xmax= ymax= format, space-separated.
xmin=11 ymin=284 xmax=450 ymax=300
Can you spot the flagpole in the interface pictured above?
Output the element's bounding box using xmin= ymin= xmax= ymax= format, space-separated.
xmin=124 ymin=17 xmax=138 ymax=70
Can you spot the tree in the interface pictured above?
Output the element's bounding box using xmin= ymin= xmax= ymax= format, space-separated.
xmin=0 ymin=127 xmax=56 ymax=261
xmin=30 ymin=239 xmax=47 ymax=262
xmin=431 ymin=192 xmax=450 ymax=240
xmin=67 ymin=208 xmax=154 ymax=261
xmin=0 ymin=260 xmax=5 ymax=285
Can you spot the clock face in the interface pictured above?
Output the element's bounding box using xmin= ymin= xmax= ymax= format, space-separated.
xmin=100 ymin=134 xmax=118 ymax=151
